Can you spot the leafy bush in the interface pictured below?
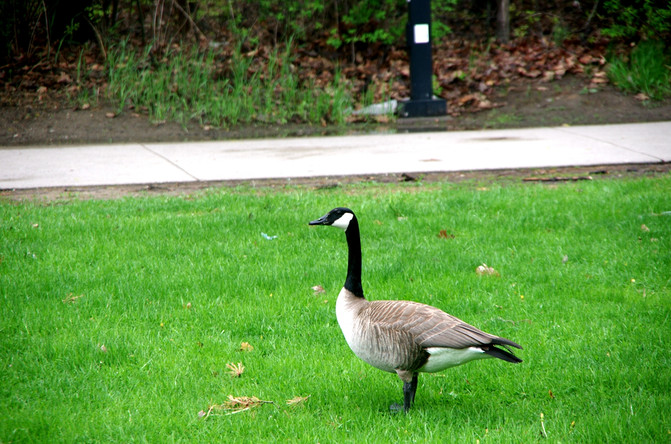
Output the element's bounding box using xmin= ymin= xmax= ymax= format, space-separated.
xmin=0 ymin=0 xmax=42 ymax=64
xmin=600 ymin=0 xmax=671 ymax=40
xmin=607 ymin=40 xmax=671 ymax=100
xmin=327 ymin=0 xmax=406 ymax=49
xmin=431 ymin=0 xmax=459 ymax=40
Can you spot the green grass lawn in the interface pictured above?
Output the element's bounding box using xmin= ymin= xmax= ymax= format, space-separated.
xmin=1 ymin=175 xmax=670 ymax=442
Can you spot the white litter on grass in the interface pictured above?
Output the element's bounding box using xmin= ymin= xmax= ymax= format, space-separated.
xmin=350 ymin=99 xmax=398 ymax=116
xmin=261 ymin=232 xmax=278 ymax=240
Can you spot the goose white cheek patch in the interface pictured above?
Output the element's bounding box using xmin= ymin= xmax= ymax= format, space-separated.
xmin=332 ymin=212 xmax=354 ymax=230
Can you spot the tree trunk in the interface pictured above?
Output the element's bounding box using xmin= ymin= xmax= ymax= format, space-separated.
xmin=496 ymin=0 xmax=510 ymax=43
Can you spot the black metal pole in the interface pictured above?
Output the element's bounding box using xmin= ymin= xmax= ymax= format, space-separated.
xmin=400 ymin=0 xmax=446 ymax=117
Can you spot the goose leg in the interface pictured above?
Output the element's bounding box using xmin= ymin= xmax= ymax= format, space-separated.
xmin=391 ymin=371 xmax=418 ymax=413
xmin=402 ymin=373 xmax=419 ymax=412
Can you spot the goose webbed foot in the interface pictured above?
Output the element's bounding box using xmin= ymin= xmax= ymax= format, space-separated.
xmin=389 ymin=402 xmax=405 ymax=413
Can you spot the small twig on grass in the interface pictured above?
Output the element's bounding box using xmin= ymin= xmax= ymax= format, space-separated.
xmin=523 ymin=176 xmax=593 ymax=182
xmin=223 ymin=407 xmax=253 ymax=416
xmin=172 ymin=0 xmax=207 ymax=40
xmin=286 ymin=395 xmax=310 ymax=406
xmin=84 ymin=16 xmax=107 ymax=61
xmin=199 ymin=395 xmax=274 ymax=419
xmin=225 ymin=395 xmax=273 ymax=410
xmin=581 ymin=0 xmax=600 ymax=39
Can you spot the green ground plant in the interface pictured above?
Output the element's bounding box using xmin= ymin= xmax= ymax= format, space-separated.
xmin=607 ymin=40 xmax=671 ymax=100
xmin=104 ymin=40 xmax=353 ymax=127
xmin=1 ymin=175 xmax=670 ymax=442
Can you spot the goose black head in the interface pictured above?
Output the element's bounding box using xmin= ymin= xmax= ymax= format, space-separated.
xmin=309 ymin=207 xmax=355 ymax=231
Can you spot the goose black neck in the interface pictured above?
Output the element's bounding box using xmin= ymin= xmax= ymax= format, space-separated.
xmin=344 ymin=216 xmax=365 ymax=298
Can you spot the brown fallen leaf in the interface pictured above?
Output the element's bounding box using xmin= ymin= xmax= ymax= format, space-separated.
xmin=579 ymin=54 xmax=595 ymax=64
xmin=542 ymin=70 xmax=555 ymax=82
xmin=226 ymin=362 xmax=245 ymax=378
xmin=457 ymin=93 xmax=478 ymax=106
xmin=62 ymin=293 xmax=84 ymax=303
xmin=438 ymin=229 xmax=455 ymax=239
xmin=311 ymin=285 xmax=325 ymax=295
xmin=57 ymin=72 xmax=72 ymax=83
xmin=641 ymin=224 xmax=650 ymax=232
xmin=240 ymin=341 xmax=254 ymax=352
xmin=518 ymin=67 xmax=541 ymax=78
xmin=591 ymin=75 xmax=609 ymax=84
xmin=477 ymin=99 xmax=496 ymax=110
xmin=476 ymin=263 xmax=500 ymax=277
xmin=374 ymin=114 xmax=391 ymax=124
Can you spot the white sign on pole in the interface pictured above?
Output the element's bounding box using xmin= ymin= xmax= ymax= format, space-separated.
xmin=414 ymin=24 xmax=429 ymax=44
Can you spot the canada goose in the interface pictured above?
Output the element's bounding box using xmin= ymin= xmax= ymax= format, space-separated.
xmin=309 ymin=207 xmax=522 ymax=412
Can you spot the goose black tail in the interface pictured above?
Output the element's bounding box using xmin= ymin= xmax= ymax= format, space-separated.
xmin=483 ymin=344 xmax=523 ymax=363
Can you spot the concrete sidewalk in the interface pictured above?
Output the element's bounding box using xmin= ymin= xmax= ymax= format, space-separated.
xmin=1 ymin=121 xmax=669 ymax=190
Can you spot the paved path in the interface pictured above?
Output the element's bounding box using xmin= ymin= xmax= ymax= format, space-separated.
xmin=1 ymin=121 xmax=669 ymax=190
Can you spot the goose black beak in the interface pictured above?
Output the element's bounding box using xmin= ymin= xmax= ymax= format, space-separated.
xmin=309 ymin=215 xmax=328 ymax=226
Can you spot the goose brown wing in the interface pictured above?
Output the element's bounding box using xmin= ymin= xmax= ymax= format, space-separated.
xmin=366 ymin=299 xmax=521 ymax=350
